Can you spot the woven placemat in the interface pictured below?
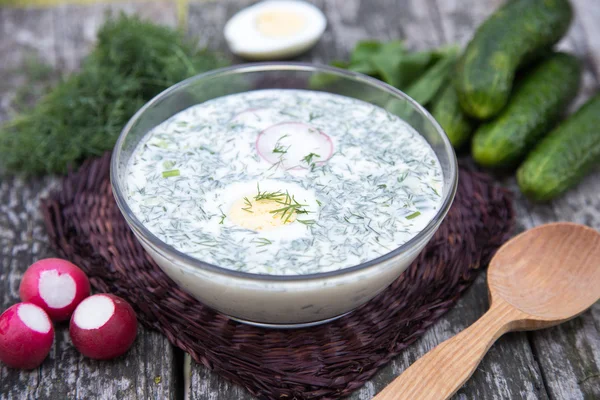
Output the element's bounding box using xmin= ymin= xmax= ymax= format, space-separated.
xmin=41 ymin=152 xmax=514 ymax=400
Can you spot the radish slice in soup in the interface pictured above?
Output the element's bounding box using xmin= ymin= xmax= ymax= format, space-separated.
xmin=256 ymin=122 xmax=333 ymax=169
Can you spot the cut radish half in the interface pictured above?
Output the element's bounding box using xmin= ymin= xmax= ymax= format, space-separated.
xmin=256 ymin=122 xmax=333 ymax=170
xmin=20 ymin=258 xmax=91 ymax=321
xmin=0 ymin=303 xmax=54 ymax=369
xmin=69 ymin=294 xmax=137 ymax=360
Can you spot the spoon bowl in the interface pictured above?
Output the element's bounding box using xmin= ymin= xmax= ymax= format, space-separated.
xmin=489 ymin=222 xmax=600 ymax=323
xmin=374 ymin=222 xmax=600 ymax=400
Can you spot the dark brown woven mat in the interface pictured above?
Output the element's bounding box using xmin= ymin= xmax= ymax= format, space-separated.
xmin=41 ymin=152 xmax=514 ymax=400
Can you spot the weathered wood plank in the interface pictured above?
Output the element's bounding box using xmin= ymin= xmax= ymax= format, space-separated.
xmin=0 ymin=3 xmax=181 ymax=400
xmin=506 ymin=170 xmax=600 ymax=400
xmin=349 ymin=274 xmax=548 ymax=400
xmin=0 ymin=176 xmax=181 ymax=400
xmin=571 ymin=0 xmax=600 ymax=79
xmin=504 ymin=5 xmax=600 ymax=398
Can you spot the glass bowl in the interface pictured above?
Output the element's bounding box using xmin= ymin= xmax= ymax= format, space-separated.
xmin=111 ymin=63 xmax=458 ymax=328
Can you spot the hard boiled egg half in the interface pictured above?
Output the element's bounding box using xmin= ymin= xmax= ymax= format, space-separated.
xmin=224 ymin=0 xmax=327 ymax=60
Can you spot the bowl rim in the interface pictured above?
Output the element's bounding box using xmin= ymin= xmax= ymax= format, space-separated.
xmin=110 ymin=62 xmax=458 ymax=282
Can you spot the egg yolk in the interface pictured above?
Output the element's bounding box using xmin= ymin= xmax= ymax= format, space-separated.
xmin=229 ymin=197 xmax=297 ymax=231
xmin=255 ymin=10 xmax=306 ymax=37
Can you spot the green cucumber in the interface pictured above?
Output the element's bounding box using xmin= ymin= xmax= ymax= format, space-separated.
xmin=472 ymin=53 xmax=581 ymax=168
xmin=454 ymin=0 xmax=573 ymax=120
xmin=431 ymin=83 xmax=474 ymax=149
xmin=517 ymin=93 xmax=600 ymax=202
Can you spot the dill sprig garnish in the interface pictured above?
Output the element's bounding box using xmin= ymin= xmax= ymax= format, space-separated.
xmin=254 ymin=184 xmax=286 ymax=202
xmin=219 ymin=210 xmax=226 ymax=224
xmin=272 ymin=143 xmax=289 ymax=154
xmin=269 ymin=192 xmax=310 ymax=223
xmin=301 ymin=152 xmax=321 ymax=166
xmin=199 ymin=146 xmax=216 ymax=155
xmin=297 ymin=219 xmax=316 ymax=226
xmin=252 ymin=185 xmax=311 ymax=223
xmin=0 ymin=14 xmax=228 ymax=176
xmin=397 ymin=172 xmax=409 ymax=183
xmin=253 ymin=237 xmax=272 ymax=247
xmin=242 ymin=197 xmax=253 ymax=213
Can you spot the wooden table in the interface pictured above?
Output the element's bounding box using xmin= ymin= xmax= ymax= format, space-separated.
xmin=1 ymin=0 xmax=599 ymax=398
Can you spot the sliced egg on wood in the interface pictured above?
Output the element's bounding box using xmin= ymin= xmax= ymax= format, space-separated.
xmin=224 ymin=0 xmax=327 ymax=60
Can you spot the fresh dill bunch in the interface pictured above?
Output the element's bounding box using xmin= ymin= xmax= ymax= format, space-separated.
xmin=0 ymin=13 xmax=229 ymax=176
xmin=90 ymin=15 xmax=228 ymax=98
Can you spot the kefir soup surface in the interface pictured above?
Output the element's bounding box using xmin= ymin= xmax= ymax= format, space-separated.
xmin=126 ymin=89 xmax=443 ymax=275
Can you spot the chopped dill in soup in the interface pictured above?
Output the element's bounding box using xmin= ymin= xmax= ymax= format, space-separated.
xmin=125 ymin=89 xmax=443 ymax=275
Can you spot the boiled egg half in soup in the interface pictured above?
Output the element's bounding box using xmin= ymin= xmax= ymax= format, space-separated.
xmin=224 ymin=0 xmax=327 ymax=60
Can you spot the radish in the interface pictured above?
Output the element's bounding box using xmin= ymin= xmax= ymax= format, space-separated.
xmin=0 ymin=302 xmax=54 ymax=369
xmin=69 ymin=294 xmax=138 ymax=360
xmin=256 ymin=122 xmax=333 ymax=170
xmin=19 ymin=258 xmax=91 ymax=321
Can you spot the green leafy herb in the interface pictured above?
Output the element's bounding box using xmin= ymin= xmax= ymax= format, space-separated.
xmin=309 ymin=39 xmax=459 ymax=109
xmin=253 ymin=186 xmax=311 ymax=224
xmin=301 ymin=152 xmax=321 ymax=165
xmin=429 ymin=184 xmax=440 ymax=197
xmin=162 ymin=169 xmax=180 ymax=178
xmin=270 ymin=194 xmax=310 ymax=223
xmin=10 ymin=55 xmax=56 ymax=113
xmin=219 ymin=210 xmax=226 ymax=225
xmin=397 ymin=172 xmax=409 ymax=183
xmin=199 ymin=146 xmax=216 ymax=155
xmin=253 ymin=238 xmax=272 ymax=247
xmin=404 ymin=49 xmax=459 ymax=106
xmin=254 ymin=184 xmax=286 ymax=202
xmin=272 ymin=143 xmax=288 ymax=154
xmin=406 ymin=211 xmax=421 ymax=220
xmin=308 ymin=112 xmax=322 ymax=122
xmin=297 ymin=219 xmax=316 ymax=226
xmin=350 ymin=40 xmax=385 ymax=63
xmin=242 ymin=197 xmax=253 ymax=213
xmin=0 ymin=14 xmax=228 ymax=176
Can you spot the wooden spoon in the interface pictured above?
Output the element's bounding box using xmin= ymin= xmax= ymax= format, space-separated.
xmin=373 ymin=222 xmax=600 ymax=400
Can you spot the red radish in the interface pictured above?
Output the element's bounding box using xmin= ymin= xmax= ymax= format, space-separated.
xmin=20 ymin=258 xmax=90 ymax=321
xmin=0 ymin=302 xmax=54 ymax=369
xmin=256 ymin=122 xmax=333 ymax=170
xmin=69 ymin=294 xmax=137 ymax=360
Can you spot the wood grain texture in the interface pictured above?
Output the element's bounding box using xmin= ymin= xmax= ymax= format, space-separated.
xmin=0 ymin=176 xmax=181 ymax=400
xmin=1 ymin=0 xmax=599 ymax=399
xmin=349 ymin=274 xmax=548 ymax=400
xmin=0 ymin=3 xmax=181 ymax=400
xmin=375 ymin=223 xmax=600 ymax=400
xmin=373 ymin=300 xmax=522 ymax=400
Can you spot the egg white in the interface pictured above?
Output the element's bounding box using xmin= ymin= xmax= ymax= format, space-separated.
xmin=202 ymin=179 xmax=319 ymax=242
xmin=224 ymin=0 xmax=327 ymax=60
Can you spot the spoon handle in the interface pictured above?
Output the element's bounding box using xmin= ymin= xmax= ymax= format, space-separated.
xmin=373 ymin=299 xmax=521 ymax=400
